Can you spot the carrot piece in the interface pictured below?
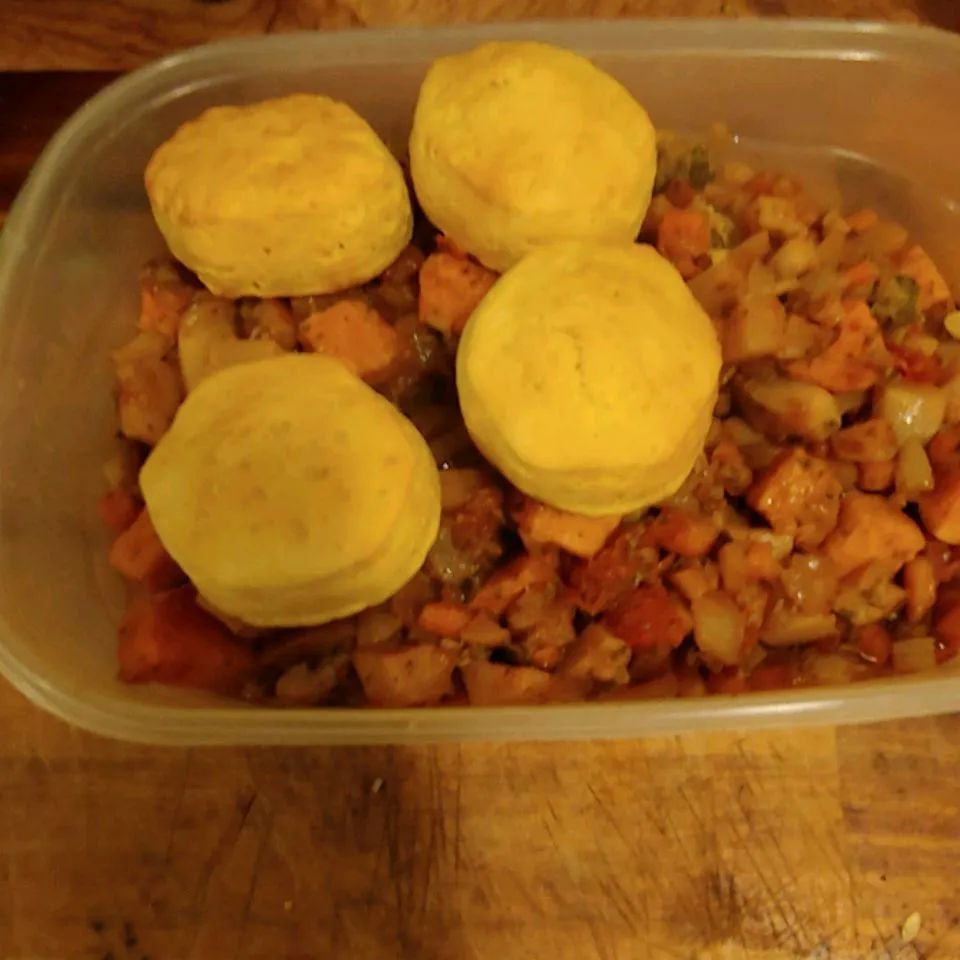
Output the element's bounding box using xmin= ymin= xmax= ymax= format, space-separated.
xmin=299 ymin=300 xmax=399 ymax=384
xmin=919 ymin=468 xmax=960 ymax=544
xmin=855 ymin=623 xmax=893 ymax=667
xmin=904 ymin=555 xmax=936 ymax=623
xmin=656 ymin=207 xmax=710 ymax=278
xmin=98 ymin=489 xmax=141 ymax=534
xmin=934 ymin=603 xmax=960 ymax=661
xmin=418 ymin=251 xmax=497 ymax=334
xmin=418 ymin=601 xmax=472 ymax=638
xmin=841 ymin=259 xmax=879 ymax=295
xmin=846 ymin=208 xmax=879 ymax=233
xmin=108 ymin=508 xmax=181 ymax=589
xmin=118 ymin=587 xmax=254 ymax=694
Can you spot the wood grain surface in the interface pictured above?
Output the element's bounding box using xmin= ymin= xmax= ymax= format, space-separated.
xmin=1 ymin=0 xmax=960 ymax=70
xmin=2 ymin=4 xmax=960 ymax=959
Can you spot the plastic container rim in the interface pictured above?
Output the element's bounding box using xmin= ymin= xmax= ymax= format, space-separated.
xmin=2 ymin=18 xmax=960 ymax=743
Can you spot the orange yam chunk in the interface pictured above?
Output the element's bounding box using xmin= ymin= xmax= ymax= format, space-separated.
xmin=568 ymin=528 xmax=648 ymax=615
xmin=109 ymin=508 xmax=181 ymax=589
xmin=787 ymin=300 xmax=886 ymax=392
xmin=514 ymin=499 xmax=620 ymax=558
xmin=652 ymin=506 xmax=719 ymax=557
xmin=656 ymin=207 xmax=710 ymax=279
xmin=822 ymin=492 xmax=924 ymax=578
xmin=299 ymin=300 xmax=399 ymax=384
xmin=747 ymin=448 xmax=842 ymax=549
xmin=118 ymin=588 xmax=254 ymax=694
xmin=919 ymin=469 xmax=960 ymax=544
xmin=418 ymin=251 xmax=497 ymax=334
xmin=603 ymin=585 xmax=691 ymax=651
xmin=470 ymin=553 xmax=557 ymax=616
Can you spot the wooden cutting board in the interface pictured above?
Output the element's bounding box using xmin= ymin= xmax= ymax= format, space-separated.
xmin=2 ymin=4 xmax=959 ymax=958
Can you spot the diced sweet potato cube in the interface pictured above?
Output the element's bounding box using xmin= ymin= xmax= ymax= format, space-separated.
xmin=657 ymin=208 xmax=710 ymax=278
xmin=652 ymin=506 xmax=719 ymax=557
xmin=470 ymin=553 xmax=556 ymax=616
xmin=418 ymin=251 xmax=497 ymax=334
xmin=109 ymin=508 xmax=181 ymax=589
xmin=353 ymin=644 xmax=456 ymax=707
xmin=568 ymin=528 xmax=649 ymax=615
xmin=786 ymin=300 xmax=886 ymax=392
xmin=603 ymin=585 xmax=691 ymax=651
xmin=747 ymin=448 xmax=842 ymax=549
xmin=118 ymin=587 xmax=254 ymax=694
xmin=920 ymin=469 xmax=960 ymax=544
xmin=299 ymin=300 xmax=399 ymax=384
xmin=823 ymin=492 xmax=925 ymax=578
xmin=514 ymin=499 xmax=620 ymax=559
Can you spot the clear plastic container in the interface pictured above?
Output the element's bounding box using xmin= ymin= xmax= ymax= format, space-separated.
xmin=2 ymin=19 xmax=960 ymax=744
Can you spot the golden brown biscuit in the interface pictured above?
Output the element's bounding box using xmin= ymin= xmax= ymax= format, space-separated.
xmin=146 ymin=94 xmax=412 ymax=297
xmin=456 ymin=242 xmax=721 ymax=516
xmin=410 ymin=42 xmax=657 ymax=272
xmin=141 ymin=354 xmax=440 ymax=627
